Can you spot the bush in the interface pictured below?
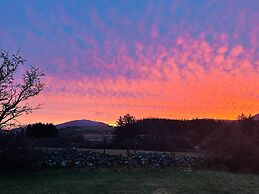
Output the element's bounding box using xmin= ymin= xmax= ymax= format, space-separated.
xmin=0 ymin=146 xmax=44 ymax=172
xmin=202 ymin=119 xmax=259 ymax=173
xmin=0 ymin=128 xmax=44 ymax=172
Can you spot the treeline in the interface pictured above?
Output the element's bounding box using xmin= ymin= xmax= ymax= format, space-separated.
xmin=0 ymin=123 xmax=59 ymax=149
xmin=113 ymin=118 xmax=222 ymax=151
xmin=204 ymin=116 xmax=259 ymax=173
xmin=113 ymin=114 xmax=259 ymax=173
xmin=1 ymin=115 xmax=259 ymax=173
xmin=0 ymin=123 xmax=107 ymax=149
xmin=26 ymin=123 xmax=58 ymax=138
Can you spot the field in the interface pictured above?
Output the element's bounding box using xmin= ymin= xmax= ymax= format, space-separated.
xmin=1 ymin=168 xmax=259 ymax=194
xmin=59 ymin=126 xmax=114 ymax=143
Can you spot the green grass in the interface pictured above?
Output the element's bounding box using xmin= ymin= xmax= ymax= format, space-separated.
xmin=0 ymin=168 xmax=259 ymax=194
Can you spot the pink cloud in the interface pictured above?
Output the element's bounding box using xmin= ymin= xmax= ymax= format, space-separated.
xmin=19 ymin=32 xmax=259 ymax=124
xmin=10 ymin=1 xmax=258 ymax=125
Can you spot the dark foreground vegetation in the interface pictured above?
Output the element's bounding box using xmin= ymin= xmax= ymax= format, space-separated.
xmin=1 ymin=168 xmax=259 ymax=194
xmin=113 ymin=114 xmax=259 ymax=173
xmin=1 ymin=114 xmax=259 ymax=174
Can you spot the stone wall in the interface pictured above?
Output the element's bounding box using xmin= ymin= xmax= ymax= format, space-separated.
xmin=42 ymin=148 xmax=202 ymax=170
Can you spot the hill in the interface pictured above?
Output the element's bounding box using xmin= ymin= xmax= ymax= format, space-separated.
xmin=54 ymin=120 xmax=113 ymax=145
xmin=252 ymin=113 xmax=259 ymax=120
xmin=56 ymin=119 xmax=108 ymax=129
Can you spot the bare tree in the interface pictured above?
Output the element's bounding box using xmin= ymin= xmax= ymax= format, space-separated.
xmin=0 ymin=50 xmax=44 ymax=129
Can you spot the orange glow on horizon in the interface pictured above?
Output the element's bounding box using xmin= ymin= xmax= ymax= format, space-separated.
xmin=17 ymin=35 xmax=259 ymax=125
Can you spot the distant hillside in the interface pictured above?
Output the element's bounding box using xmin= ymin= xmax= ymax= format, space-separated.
xmin=252 ymin=113 xmax=259 ymax=120
xmin=56 ymin=119 xmax=108 ymax=129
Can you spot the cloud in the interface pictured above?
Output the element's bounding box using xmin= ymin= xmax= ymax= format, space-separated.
xmin=22 ymin=31 xmax=259 ymax=124
xmin=0 ymin=0 xmax=258 ymax=124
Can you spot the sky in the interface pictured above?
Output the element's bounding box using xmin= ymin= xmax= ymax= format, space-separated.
xmin=0 ymin=0 xmax=258 ymax=125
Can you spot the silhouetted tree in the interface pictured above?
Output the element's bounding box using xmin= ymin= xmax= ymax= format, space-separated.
xmin=0 ymin=50 xmax=44 ymax=129
xmin=237 ymin=113 xmax=251 ymax=121
xmin=116 ymin=114 xmax=136 ymax=127
xmin=26 ymin=123 xmax=58 ymax=138
xmin=113 ymin=114 xmax=138 ymax=151
xmin=237 ymin=113 xmax=257 ymax=136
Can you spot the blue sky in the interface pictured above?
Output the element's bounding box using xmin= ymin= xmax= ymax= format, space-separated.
xmin=0 ymin=0 xmax=258 ymax=124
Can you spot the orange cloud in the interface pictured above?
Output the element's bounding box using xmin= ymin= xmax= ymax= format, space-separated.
xmin=18 ymin=33 xmax=259 ymax=125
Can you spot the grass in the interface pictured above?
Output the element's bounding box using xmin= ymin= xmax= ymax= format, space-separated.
xmin=0 ymin=168 xmax=259 ymax=194
xmin=81 ymin=148 xmax=203 ymax=158
xmin=42 ymin=147 xmax=201 ymax=158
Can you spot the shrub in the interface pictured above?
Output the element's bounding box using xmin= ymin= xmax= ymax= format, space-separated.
xmin=202 ymin=119 xmax=259 ymax=173
xmin=0 ymin=146 xmax=44 ymax=172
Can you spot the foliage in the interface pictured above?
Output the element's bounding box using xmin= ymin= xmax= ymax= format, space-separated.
xmin=0 ymin=127 xmax=29 ymax=150
xmin=203 ymin=114 xmax=259 ymax=173
xmin=26 ymin=123 xmax=58 ymax=138
xmin=113 ymin=114 xmax=138 ymax=149
xmin=116 ymin=113 xmax=136 ymax=127
xmin=113 ymin=117 xmax=221 ymax=151
xmin=0 ymin=128 xmax=44 ymax=172
xmin=0 ymin=147 xmax=44 ymax=172
xmin=0 ymin=50 xmax=44 ymax=129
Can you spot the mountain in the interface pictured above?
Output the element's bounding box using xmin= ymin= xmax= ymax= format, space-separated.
xmin=252 ymin=113 xmax=259 ymax=120
xmin=56 ymin=119 xmax=108 ymax=129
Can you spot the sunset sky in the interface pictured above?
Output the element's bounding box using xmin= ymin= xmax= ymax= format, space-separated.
xmin=0 ymin=0 xmax=258 ymax=125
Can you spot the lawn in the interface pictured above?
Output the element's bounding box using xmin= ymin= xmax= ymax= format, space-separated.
xmin=0 ymin=168 xmax=259 ymax=194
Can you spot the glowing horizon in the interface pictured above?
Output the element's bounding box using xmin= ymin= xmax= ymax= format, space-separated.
xmin=0 ymin=0 xmax=258 ymax=125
